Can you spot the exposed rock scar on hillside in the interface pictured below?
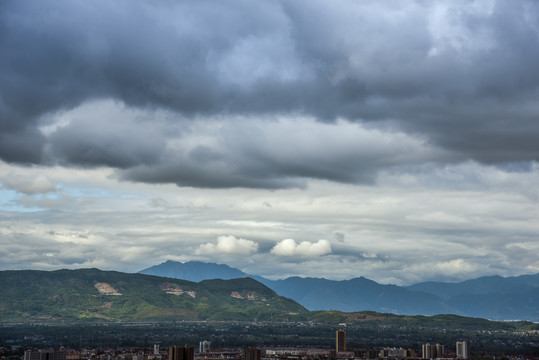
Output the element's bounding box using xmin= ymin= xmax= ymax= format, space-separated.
xmin=160 ymin=283 xmax=196 ymax=298
xmin=231 ymin=291 xmax=256 ymax=300
xmin=94 ymin=282 xmax=122 ymax=295
xmin=161 ymin=283 xmax=184 ymax=296
xmin=231 ymin=291 xmax=243 ymax=299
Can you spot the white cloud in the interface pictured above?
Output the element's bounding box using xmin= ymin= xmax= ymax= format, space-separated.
xmin=0 ymin=173 xmax=56 ymax=195
xmin=196 ymin=235 xmax=259 ymax=255
xmin=271 ymin=239 xmax=332 ymax=257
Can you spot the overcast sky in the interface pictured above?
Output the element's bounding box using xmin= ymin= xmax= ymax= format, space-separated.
xmin=1 ymin=0 xmax=539 ymax=285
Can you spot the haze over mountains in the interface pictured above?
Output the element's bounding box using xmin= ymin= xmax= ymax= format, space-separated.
xmin=139 ymin=261 xmax=539 ymax=321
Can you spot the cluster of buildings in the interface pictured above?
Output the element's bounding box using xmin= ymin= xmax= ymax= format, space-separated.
xmin=420 ymin=341 xmax=468 ymax=359
xmin=20 ymin=330 xmax=471 ymax=360
xmin=421 ymin=344 xmax=444 ymax=360
xmin=24 ymin=349 xmax=67 ymax=360
xmin=336 ymin=329 xmax=469 ymax=360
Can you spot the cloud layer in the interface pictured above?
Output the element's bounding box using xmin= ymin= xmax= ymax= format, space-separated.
xmin=0 ymin=158 xmax=538 ymax=284
xmin=1 ymin=0 xmax=539 ymax=188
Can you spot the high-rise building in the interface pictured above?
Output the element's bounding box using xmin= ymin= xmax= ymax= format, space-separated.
xmin=154 ymin=345 xmax=160 ymax=355
xmin=403 ymin=349 xmax=416 ymax=358
xmin=422 ymin=344 xmax=432 ymax=359
xmin=422 ymin=343 xmax=443 ymax=359
xmin=243 ymin=347 xmax=261 ymax=360
xmin=25 ymin=350 xmax=66 ymax=360
xmin=199 ymin=341 xmax=211 ymax=353
xmin=436 ymin=344 xmax=444 ymax=358
xmin=169 ymin=345 xmax=194 ymax=360
xmin=336 ymin=329 xmax=346 ymax=352
xmin=456 ymin=341 xmax=469 ymax=359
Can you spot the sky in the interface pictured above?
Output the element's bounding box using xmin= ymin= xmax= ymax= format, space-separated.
xmin=1 ymin=0 xmax=539 ymax=285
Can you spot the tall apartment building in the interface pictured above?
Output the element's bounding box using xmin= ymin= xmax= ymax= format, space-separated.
xmin=403 ymin=349 xmax=416 ymax=358
xmin=422 ymin=343 xmax=444 ymax=359
xmin=456 ymin=341 xmax=469 ymax=359
xmin=336 ymin=329 xmax=346 ymax=352
xmin=169 ymin=345 xmax=194 ymax=360
xmin=436 ymin=344 xmax=445 ymax=358
xmin=199 ymin=341 xmax=211 ymax=353
xmin=422 ymin=344 xmax=432 ymax=359
xmin=24 ymin=350 xmax=66 ymax=360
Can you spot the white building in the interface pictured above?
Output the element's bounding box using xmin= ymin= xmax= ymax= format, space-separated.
xmin=456 ymin=341 xmax=469 ymax=359
xmin=199 ymin=340 xmax=211 ymax=353
xmin=422 ymin=343 xmax=444 ymax=359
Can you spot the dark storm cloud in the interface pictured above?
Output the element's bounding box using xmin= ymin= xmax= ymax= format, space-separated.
xmin=46 ymin=106 xmax=166 ymax=167
xmin=115 ymin=117 xmax=443 ymax=188
xmin=2 ymin=0 xmax=539 ymax=187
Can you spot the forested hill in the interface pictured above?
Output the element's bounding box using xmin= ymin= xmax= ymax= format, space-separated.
xmin=0 ymin=269 xmax=306 ymax=322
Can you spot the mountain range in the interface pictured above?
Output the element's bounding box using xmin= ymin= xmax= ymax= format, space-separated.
xmin=1 ymin=267 xmax=538 ymax=331
xmin=139 ymin=261 xmax=539 ymax=321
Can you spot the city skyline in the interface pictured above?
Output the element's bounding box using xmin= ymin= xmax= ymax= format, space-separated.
xmin=1 ymin=0 xmax=539 ymax=285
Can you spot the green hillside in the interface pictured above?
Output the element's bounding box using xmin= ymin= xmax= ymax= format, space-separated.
xmin=310 ymin=311 xmax=538 ymax=331
xmin=0 ymin=269 xmax=307 ymax=322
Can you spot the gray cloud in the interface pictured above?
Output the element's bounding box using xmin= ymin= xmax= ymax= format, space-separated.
xmin=333 ymin=232 xmax=345 ymax=243
xmin=0 ymin=173 xmax=56 ymax=194
xmin=116 ymin=115 xmax=446 ymax=188
xmin=34 ymin=100 xmax=447 ymax=189
xmin=2 ymin=0 xmax=539 ymax=188
xmin=45 ymin=103 xmax=166 ymax=168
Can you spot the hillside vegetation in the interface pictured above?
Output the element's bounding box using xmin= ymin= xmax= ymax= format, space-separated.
xmin=0 ymin=269 xmax=306 ymax=322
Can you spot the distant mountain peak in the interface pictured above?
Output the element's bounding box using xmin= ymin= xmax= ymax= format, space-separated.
xmin=139 ymin=260 xmax=248 ymax=282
